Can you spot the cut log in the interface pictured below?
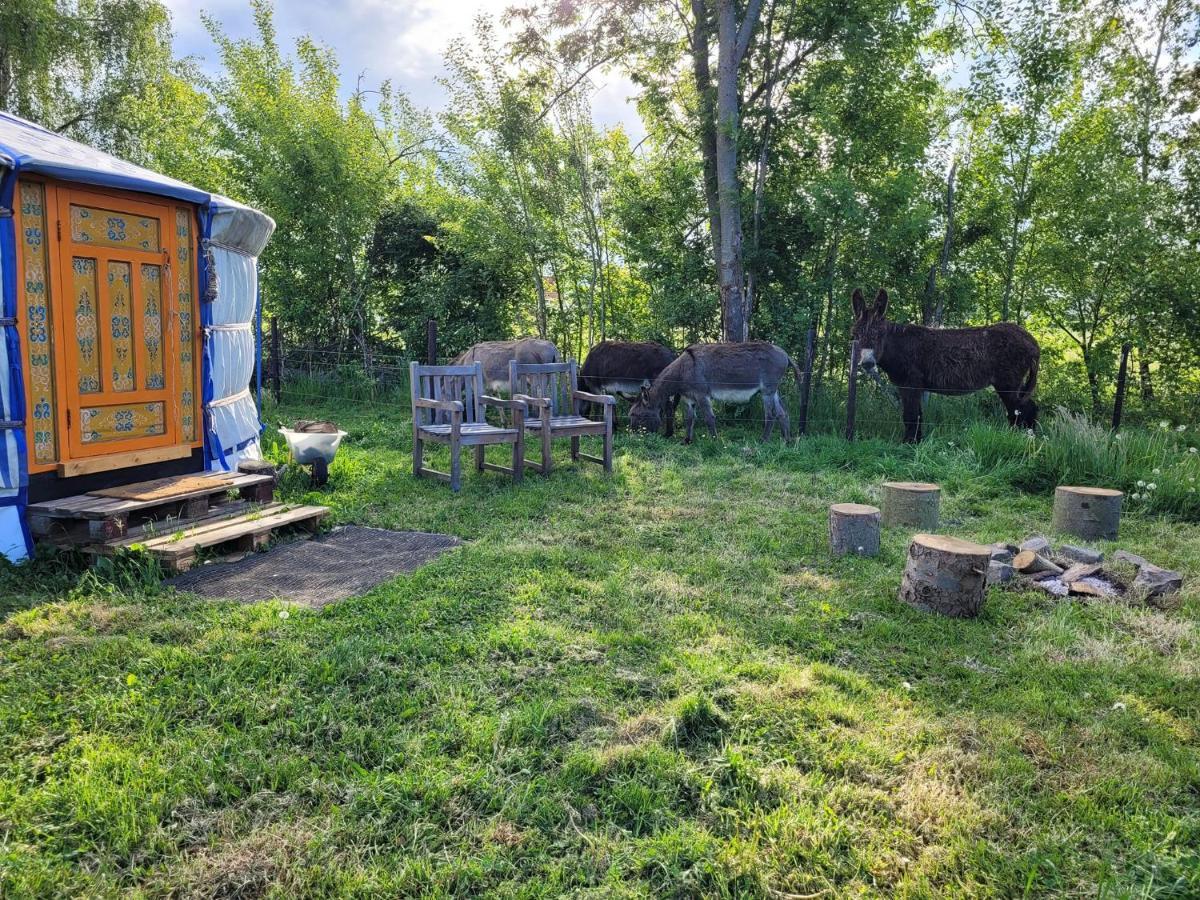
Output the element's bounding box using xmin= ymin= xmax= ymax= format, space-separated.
xmin=1053 ymin=486 xmax=1122 ymax=541
xmin=1060 ymin=562 xmax=1102 ymax=584
xmin=1069 ymin=579 xmax=1112 ymax=598
xmin=829 ymin=503 xmax=881 ymax=557
xmin=898 ymin=533 xmax=990 ymax=618
xmin=1013 ymin=550 xmax=1064 ymax=576
xmin=881 ymin=482 xmax=941 ymax=529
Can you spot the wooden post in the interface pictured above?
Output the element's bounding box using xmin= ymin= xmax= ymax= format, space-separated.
xmin=1112 ymin=342 xmax=1132 ymax=431
xmin=899 ymin=534 xmax=991 ymax=618
xmin=270 ymin=316 xmax=281 ymax=404
xmin=426 ymin=319 xmax=438 ymax=366
xmin=881 ymin=481 xmax=941 ymax=529
xmin=797 ymin=327 xmax=816 ymax=436
xmin=829 ymin=503 xmax=881 ymax=557
xmin=1053 ymin=486 xmax=1123 ymax=541
xmin=846 ymin=339 xmax=860 ymax=441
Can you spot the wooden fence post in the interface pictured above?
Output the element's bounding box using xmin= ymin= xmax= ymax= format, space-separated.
xmin=426 ymin=319 xmax=437 ymax=366
xmin=270 ymin=316 xmax=281 ymax=404
xmin=797 ymin=327 xmax=816 ymax=436
xmin=1112 ymin=341 xmax=1132 ymax=431
xmin=846 ymin=339 xmax=860 ymax=441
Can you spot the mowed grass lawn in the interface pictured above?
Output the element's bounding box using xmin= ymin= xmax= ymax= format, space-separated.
xmin=2 ymin=399 xmax=1198 ymax=898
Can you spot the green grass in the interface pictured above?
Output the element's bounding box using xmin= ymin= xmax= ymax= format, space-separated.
xmin=1 ymin=397 xmax=1198 ymax=897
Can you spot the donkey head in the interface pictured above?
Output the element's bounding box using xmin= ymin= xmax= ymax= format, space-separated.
xmin=850 ymin=288 xmax=891 ymax=372
xmin=629 ymin=387 xmax=664 ymax=434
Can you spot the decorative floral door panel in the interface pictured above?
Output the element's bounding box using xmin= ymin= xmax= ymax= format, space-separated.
xmin=55 ymin=189 xmax=180 ymax=459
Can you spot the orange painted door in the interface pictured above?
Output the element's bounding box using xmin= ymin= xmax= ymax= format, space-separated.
xmin=55 ymin=189 xmax=180 ymax=459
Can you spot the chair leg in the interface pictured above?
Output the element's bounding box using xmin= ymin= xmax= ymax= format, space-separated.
xmin=603 ymin=425 xmax=613 ymax=474
xmin=512 ymin=435 xmax=524 ymax=484
xmin=571 ymin=436 xmax=580 ymax=461
xmin=541 ymin=424 xmax=553 ymax=475
xmin=475 ymin=444 xmax=485 ymax=472
xmin=413 ymin=432 xmax=424 ymax=479
xmin=450 ymin=440 xmax=462 ymax=492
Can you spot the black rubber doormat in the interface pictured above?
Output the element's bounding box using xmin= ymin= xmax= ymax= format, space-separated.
xmin=166 ymin=525 xmax=462 ymax=608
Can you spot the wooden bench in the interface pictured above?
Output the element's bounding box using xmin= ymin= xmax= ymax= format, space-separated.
xmin=509 ymin=360 xmax=615 ymax=475
xmin=409 ymin=361 xmax=527 ymax=492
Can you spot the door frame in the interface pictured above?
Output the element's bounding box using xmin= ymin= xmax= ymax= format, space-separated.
xmin=17 ymin=176 xmax=203 ymax=475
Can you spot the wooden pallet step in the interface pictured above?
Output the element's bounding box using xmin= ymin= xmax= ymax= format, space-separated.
xmin=101 ymin=504 xmax=329 ymax=574
xmin=28 ymin=471 xmax=274 ymax=521
xmin=41 ymin=500 xmax=257 ymax=550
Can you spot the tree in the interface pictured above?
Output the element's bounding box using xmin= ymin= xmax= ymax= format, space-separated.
xmin=0 ymin=0 xmax=172 ymax=154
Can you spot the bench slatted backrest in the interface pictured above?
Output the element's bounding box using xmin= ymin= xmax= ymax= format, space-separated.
xmin=409 ymin=362 xmax=485 ymax=425
xmin=509 ymin=361 xmax=578 ymax=417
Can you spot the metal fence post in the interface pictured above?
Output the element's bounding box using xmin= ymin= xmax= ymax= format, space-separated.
xmin=426 ymin=319 xmax=437 ymax=366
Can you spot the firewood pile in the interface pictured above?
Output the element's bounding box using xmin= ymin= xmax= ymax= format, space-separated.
xmin=986 ymin=536 xmax=1182 ymax=606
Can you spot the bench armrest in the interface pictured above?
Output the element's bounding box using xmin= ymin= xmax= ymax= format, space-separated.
xmin=513 ymin=393 xmax=552 ymax=409
xmin=573 ymin=390 xmax=616 ymax=405
xmin=414 ymin=397 xmax=464 ymax=413
xmin=481 ymin=395 xmax=526 ymax=411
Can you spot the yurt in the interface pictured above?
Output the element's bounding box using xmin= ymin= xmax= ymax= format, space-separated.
xmin=0 ymin=111 xmax=275 ymax=563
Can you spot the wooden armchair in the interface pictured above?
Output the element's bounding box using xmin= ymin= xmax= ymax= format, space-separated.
xmin=410 ymin=361 xmax=527 ymax=491
xmin=509 ymin=360 xmax=615 ymax=475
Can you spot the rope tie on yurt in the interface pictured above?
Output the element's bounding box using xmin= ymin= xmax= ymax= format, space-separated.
xmin=207 ymin=387 xmax=251 ymax=409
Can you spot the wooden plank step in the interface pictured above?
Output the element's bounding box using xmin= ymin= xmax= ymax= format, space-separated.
xmin=99 ymin=504 xmax=329 ymax=574
xmin=28 ymin=472 xmax=274 ymax=520
xmin=40 ymin=500 xmax=256 ymax=550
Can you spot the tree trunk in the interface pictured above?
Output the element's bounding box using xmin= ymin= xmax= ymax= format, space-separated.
xmin=1138 ymin=358 xmax=1154 ymax=402
xmin=923 ymin=158 xmax=956 ymax=326
xmin=715 ymin=0 xmax=747 ymax=341
xmin=690 ymin=0 xmax=723 ymax=296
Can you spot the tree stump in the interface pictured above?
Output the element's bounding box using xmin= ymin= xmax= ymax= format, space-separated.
xmin=881 ymin=481 xmax=941 ymax=529
xmin=1053 ymin=486 xmax=1122 ymax=541
xmin=829 ymin=503 xmax=881 ymax=557
xmin=898 ymin=533 xmax=991 ymax=618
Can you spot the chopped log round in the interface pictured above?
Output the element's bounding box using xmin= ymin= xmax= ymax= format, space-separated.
xmin=881 ymin=481 xmax=941 ymax=529
xmin=898 ymin=533 xmax=991 ymax=618
xmin=1053 ymin=486 xmax=1122 ymax=541
xmin=829 ymin=503 xmax=881 ymax=557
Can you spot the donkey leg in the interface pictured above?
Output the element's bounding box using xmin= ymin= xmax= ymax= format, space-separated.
xmin=683 ymin=400 xmax=696 ymax=444
xmin=994 ymin=383 xmax=1021 ymax=427
xmin=701 ymin=397 xmax=717 ymax=438
xmin=663 ymin=396 xmax=677 ymax=438
xmin=774 ymin=393 xmax=791 ymax=441
xmin=762 ymin=393 xmax=776 ymax=441
xmin=900 ymin=388 xmax=924 ymax=443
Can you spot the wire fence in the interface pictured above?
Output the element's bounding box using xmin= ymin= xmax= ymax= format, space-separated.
xmin=260 ymin=356 xmax=1054 ymax=444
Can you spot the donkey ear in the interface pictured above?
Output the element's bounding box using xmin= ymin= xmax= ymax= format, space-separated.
xmin=851 ymin=288 xmax=865 ymax=320
xmin=872 ymin=288 xmax=889 ymax=318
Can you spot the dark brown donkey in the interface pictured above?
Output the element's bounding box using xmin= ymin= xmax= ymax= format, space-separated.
xmin=850 ymin=288 xmax=1040 ymax=442
xmin=630 ymin=342 xmax=800 ymax=442
xmin=579 ymin=340 xmax=678 ymax=435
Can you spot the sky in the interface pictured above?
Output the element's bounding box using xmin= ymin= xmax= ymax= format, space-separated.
xmin=161 ymin=0 xmax=648 ymax=141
